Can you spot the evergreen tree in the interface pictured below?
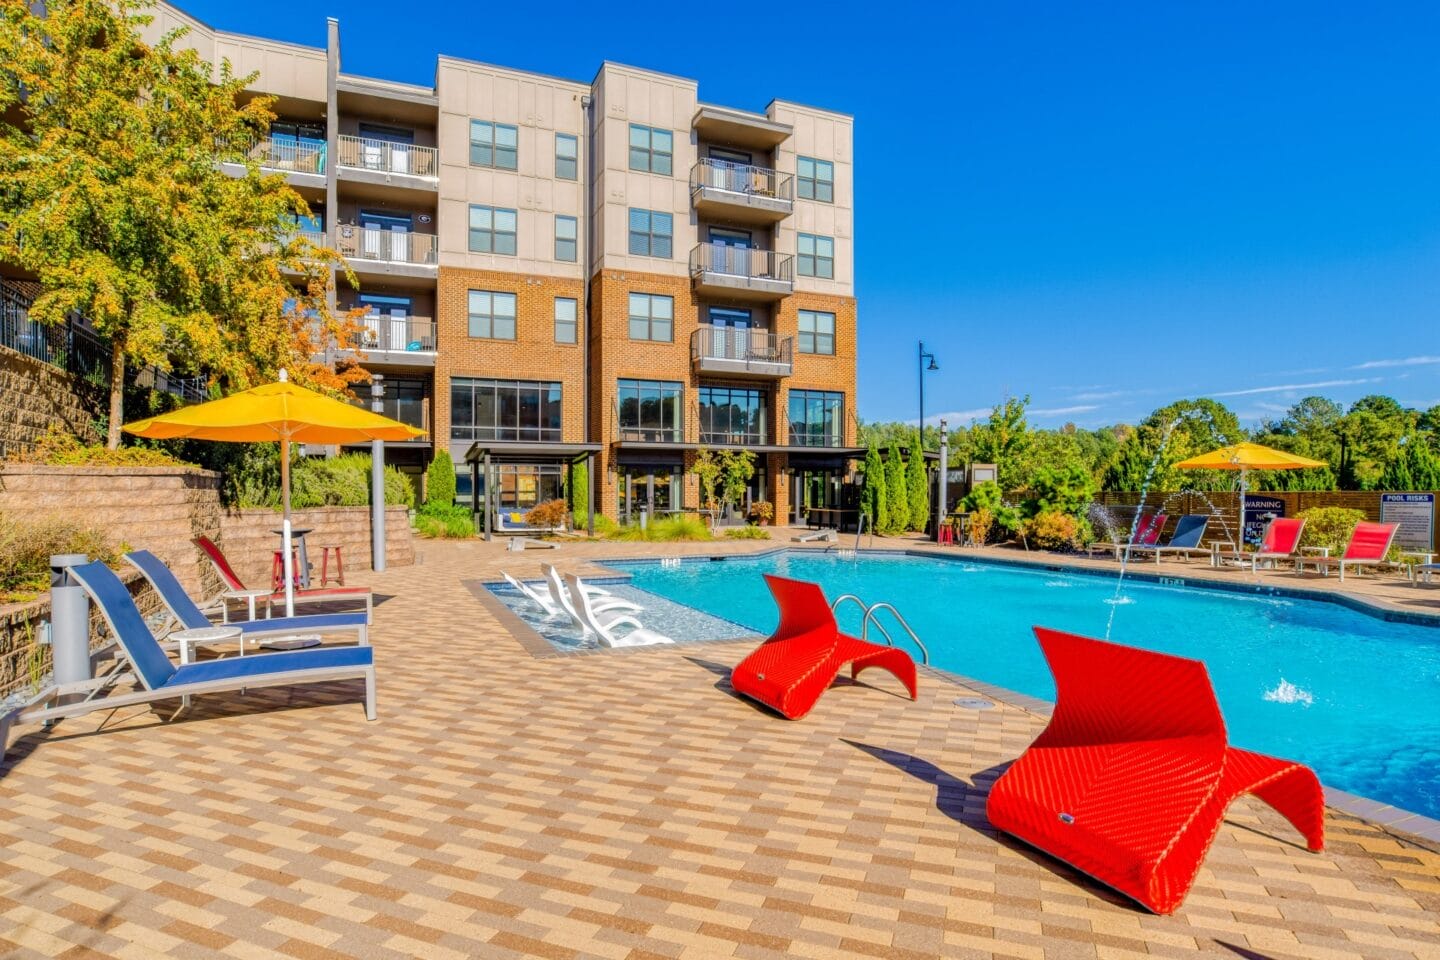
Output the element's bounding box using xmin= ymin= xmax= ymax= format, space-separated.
xmin=906 ymin=437 xmax=930 ymax=532
xmin=886 ymin=453 xmax=909 ymax=533
xmin=426 ymin=450 xmax=457 ymax=506
xmin=1379 ymin=446 xmax=1415 ymax=491
xmin=860 ymin=442 xmax=887 ymax=532
xmin=569 ymin=460 xmax=589 ymax=525
xmin=1405 ymin=435 xmax=1440 ymax=490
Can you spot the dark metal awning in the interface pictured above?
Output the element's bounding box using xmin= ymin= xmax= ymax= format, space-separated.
xmin=463 ymin=441 xmax=603 ymax=464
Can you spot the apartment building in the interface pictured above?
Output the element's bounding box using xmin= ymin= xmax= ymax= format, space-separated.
xmin=137 ymin=3 xmax=860 ymax=526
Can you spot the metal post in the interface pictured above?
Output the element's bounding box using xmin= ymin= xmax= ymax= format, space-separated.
xmin=917 ymin=341 xmax=938 ymax=441
xmin=586 ymin=451 xmax=596 ymax=536
xmin=936 ymin=419 xmax=949 ymax=541
xmin=482 ymin=451 xmax=493 ymax=541
xmin=370 ymin=374 xmax=386 ymax=572
xmin=49 ymin=554 xmax=92 ymax=698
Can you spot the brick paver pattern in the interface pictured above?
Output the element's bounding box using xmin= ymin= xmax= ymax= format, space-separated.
xmin=2 ymin=537 xmax=1438 ymax=959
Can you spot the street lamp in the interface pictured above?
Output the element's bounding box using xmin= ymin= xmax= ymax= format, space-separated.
xmin=918 ymin=341 xmax=939 ymax=445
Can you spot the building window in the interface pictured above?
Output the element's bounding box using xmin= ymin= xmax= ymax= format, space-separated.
xmin=798 ymin=310 xmax=835 ymax=355
xmin=486 ymin=464 xmax=564 ymax=512
xmin=469 ymin=120 xmax=518 ymax=170
xmin=699 ymin=386 xmax=767 ymax=445
xmin=466 ymin=290 xmax=517 ymax=340
xmin=554 ymin=297 xmax=577 ymax=344
xmin=468 ymin=205 xmax=517 ymax=255
xmin=450 ymin=378 xmax=562 ymax=443
xmin=554 ymin=215 xmax=577 ymax=262
xmin=797 ymin=234 xmax=834 ymax=279
xmin=628 ymin=124 xmax=673 ymax=175
xmin=627 ymin=292 xmax=673 ymax=342
xmin=555 ymin=133 xmax=578 ymax=180
xmin=627 ymin=208 xmax=672 ymax=258
xmin=797 ymin=157 xmax=834 ymax=203
xmin=789 ymin=389 xmax=843 ymax=447
xmin=617 ymin=379 xmax=683 ymax=442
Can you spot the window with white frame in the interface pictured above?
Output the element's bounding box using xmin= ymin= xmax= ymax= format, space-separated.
xmin=554 ymin=297 xmax=577 ymax=344
xmin=554 ymin=133 xmax=578 ymax=180
xmin=797 ymin=156 xmax=834 ymax=202
xmin=466 ymin=290 xmax=517 ymax=340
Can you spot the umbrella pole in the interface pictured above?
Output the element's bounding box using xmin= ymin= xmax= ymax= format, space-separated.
xmin=281 ymin=437 xmax=296 ymax=618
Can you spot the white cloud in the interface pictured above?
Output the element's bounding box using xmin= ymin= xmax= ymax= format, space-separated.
xmin=1069 ymin=389 xmax=1129 ymax=402
xmin=909 ymin=408 xmax=993 ymax=426
xmin=1030 ymin=404 xmax=1101 ymax=417
xmin=1352 ymin=356 xmax=1440 ymax=370
xmin=1208 ymin=377 xmax=1382 ymax=398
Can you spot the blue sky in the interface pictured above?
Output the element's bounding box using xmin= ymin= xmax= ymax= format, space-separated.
xmin=178 ymin=0 xmax=1440 ymax=429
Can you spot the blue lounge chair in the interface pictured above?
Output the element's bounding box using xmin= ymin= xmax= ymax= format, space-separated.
xmin=1130 ymin=514 xmax=1212 ymax=564
xmin=1 ymin=561 xmax=375 ymax=757
xmin=126 ymin=550 xmax=368 ymax=648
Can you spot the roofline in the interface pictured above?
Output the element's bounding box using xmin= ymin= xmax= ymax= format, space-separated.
xmin=338 ymin=73 xmax=437 ymax=101
xmin=592 ymin=60 xmax=697 ymax=88
xmin=766 ymin=98 xmax=854 ymax=121
xmin=437 ymin=54 xmax=589 ymax=92
xmin=150 ymin=0 xmax=326 ymax=57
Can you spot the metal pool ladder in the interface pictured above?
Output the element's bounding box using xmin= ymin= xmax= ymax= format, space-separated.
xmin=830 ymin=594 xmax=930 ymax=665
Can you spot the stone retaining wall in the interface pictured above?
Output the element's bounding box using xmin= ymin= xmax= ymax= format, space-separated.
xmin=217 ymin=506 xmax=414 ymax=589
xmin=0 ymin=344 xmax=103 ymax=459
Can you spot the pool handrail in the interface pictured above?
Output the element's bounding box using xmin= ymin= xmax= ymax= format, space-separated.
xmin=830 ymin=593 xmax=930 ymax=665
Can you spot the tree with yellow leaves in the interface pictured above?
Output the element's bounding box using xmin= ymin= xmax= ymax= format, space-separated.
xmin=0 ymin=0 xmax=364 ymax=446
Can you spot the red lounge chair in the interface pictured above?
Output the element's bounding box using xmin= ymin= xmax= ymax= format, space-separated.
xmin=1294 ymin=521 xmax=1398 ymax=581
xmin=729 ymin=575 xmax=918 ymax=720
xmin=1090 ymin=511 xmax=1167 ymax=560
xmin=194 ymin=536 xmax=372 ymax=620
xmin=1236 ymin=516 xmax=1306 ymax=570
xmin=986 ymin=628 xmax=1324 ymax=915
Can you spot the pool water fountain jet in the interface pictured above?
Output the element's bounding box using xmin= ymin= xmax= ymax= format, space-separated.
xmin=1157 ymin=489 xmax=1237 ymax=550
xmin=1104 ymin=411 xmax=1222 ymax=639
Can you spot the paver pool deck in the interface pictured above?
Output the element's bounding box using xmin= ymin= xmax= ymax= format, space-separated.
xmin=1 ymin=534 xmax=1437 ymax=959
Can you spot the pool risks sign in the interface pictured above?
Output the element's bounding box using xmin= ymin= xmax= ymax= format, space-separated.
xmin=1381 ymin=493 xmax=1434 ymax=552
xmin=1243 ymin=495 xmax=1286 ymax=547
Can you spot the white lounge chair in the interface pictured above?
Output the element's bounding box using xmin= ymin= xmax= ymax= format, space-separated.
xmin=502 ymin=570 xmax=640 ymax=619
xmin=543 ymin=567 xmax=641 ymax=616
xmin=502 ymin=572 xmax=563 ymax=617
xmin=563 ymin=574 xmax=673 ymax=648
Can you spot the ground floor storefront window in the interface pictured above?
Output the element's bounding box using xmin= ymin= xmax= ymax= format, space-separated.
xmin=617 ymin=463 xmax=682 ymax=522
xmin=477 ymin=463 xmax=564 ymax=512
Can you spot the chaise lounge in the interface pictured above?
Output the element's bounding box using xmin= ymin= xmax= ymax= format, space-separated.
xmin=1 ymin=561 xmax=375 ymax=757
xmin=986 ymin=627 xmax=1324 ymax=914
xmin=729 ymin=575 xmax=918 ymax=720
xmin=194 ymin=535 xmax=372 ymax=620
xmin=1294 ymin=520 xmax=1399 ymax=581
xmin=1129 ymin=514 xmax=1211 ymax=564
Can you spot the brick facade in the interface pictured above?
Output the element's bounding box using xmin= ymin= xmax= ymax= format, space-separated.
xmin=435 ymin=266 xmax=588 ymax=463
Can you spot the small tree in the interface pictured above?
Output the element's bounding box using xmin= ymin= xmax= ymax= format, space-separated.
xmin=860 ymin=442 xmax=887 ymax=532
xmin=718 ymin=450 xmax=757 ymax=518
xmin=692 ymin=448 xmax=721 ymax=515
xmin=569 ymin=460 xmax=589 ymax=526
xmin=426 ymin=450 xmax=457 ymax=507
xmin=906 ymin=437 xmax=929 ymax=532
xmin=885 ymin=453 xmax=909 ymax=534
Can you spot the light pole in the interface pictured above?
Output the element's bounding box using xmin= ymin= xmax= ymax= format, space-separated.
xmin=935 ymin=418 xmax=949 ymax=542
xmin=917 ymin=341 xmax=939 ymax=443
xmin=370 ymin=373 xmax=386 ymax=572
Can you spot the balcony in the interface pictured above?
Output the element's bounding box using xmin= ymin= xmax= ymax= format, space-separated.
xmin=336 ymin=136 xmax=439 ymax=196
xmin=689 ymin=243 xmax=794 ymax=301
xmin=690 ymin=160 xmax=793 ymax=224
xmin=691 ymin=326 xmax=792 ymax=378
xmin=336 ymin=226 xmax=438 ymax=280
xmin=319 ymin=315 xmax=437 ymax=368
xmin=220 ymin=137 xmax=326 ymax=190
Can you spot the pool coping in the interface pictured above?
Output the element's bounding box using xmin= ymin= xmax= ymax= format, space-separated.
xmin=588 ymin=546 xmax=1440 ymax=850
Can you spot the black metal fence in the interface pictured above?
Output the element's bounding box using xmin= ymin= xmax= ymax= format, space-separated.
xmin=1 ymin=279 xmax=206 ymax=403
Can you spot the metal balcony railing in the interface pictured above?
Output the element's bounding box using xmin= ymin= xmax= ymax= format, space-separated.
xmin=339 ymin=227 xmax=438 ymax=266
xmin=348 ymin=315 xmax=437 ymax=353
xmin=688 ymin=243 xmax=794 ymax=283
xmin=691 ymin=326 xmax=792 ymax=367
xmin=337 ymin=136 xmax=439 ymax=178
xmin=689 ymin=158 xmax=794 ymax=201
xmin=251 ymin=137 xmax=326 ymax=174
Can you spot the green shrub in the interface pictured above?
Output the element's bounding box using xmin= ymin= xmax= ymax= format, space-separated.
xmin=724 ymin=526 xmax=770 ymax=540
xmin=427 ymin=450 xmax=457 ymax=506
xmin=906 ymin=440 xmax=929 ymax=532
xmin=412 ymin=503 xmax=474 ymax=539
xmin=962 ymin=481 xmax=1020 ymax=538
xmin=239 ymin=453 xmax=413 ymax=510
xmin=600 ymin=514 xmax=712 ymax=542
xmin=569 ymin=461 xmax=589 ymax=526
xmin=17 ymin=426 xmax=194 ymax=467
xmin=1295 ymin=506 xmax=1366 ymax=555
xmin=1020 ymin=463 xmax=1096 ymax=520
xmin=0 ymin=513 xmax=122 ymax=603
xmin=1025 ymin=509 xmax=1089 ymax=550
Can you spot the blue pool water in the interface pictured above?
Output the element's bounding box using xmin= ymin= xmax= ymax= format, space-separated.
xmin=615 ymin=551 xmax=1440 ymax=821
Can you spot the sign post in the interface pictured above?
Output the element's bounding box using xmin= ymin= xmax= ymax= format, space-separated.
xmin=1381 ymin=493 xmax=1435 ymax=552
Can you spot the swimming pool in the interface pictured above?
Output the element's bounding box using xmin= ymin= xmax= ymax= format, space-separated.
xmin=614 ymin=550 xmax=1440 ymax=821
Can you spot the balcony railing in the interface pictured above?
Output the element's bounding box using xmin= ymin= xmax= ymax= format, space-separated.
xmin=690 ymin=326 xmax=792 ymax=377
xmin=689 ymin=158 xmax=794 ymax=202
xmin=338 ymin=227 xmax=438 ymax=266
xmin=349 ymin=315 xmax=437 ymax=353
xmin=337 ymin=136 xmax=438 ymax=178
xmin=689 ymin=243 xmax=794 ymax=284
xmin=699 ymin=427 xmax=767 ymax=446
xmin=251 ymin=137 xmax=326 ymax=174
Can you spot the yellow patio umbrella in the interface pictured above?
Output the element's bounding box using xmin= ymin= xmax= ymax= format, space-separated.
xmin=125 ymin=371 xmax=425 ymax=616
xmin=1174 ymin=442 xmax=1326 ymax=548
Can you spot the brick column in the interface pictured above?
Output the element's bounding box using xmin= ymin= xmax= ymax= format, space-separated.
xmin=768 ymin=452 xmax=790 ymax=526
